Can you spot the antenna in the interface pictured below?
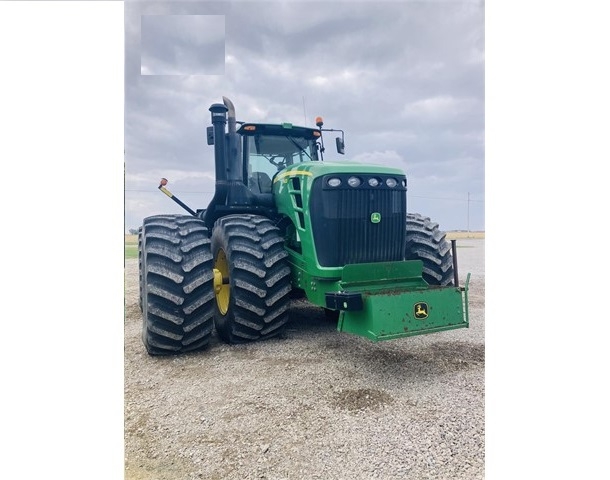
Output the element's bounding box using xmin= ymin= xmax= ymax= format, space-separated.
xmin=302 ymin=96 xmax=307 ymax=124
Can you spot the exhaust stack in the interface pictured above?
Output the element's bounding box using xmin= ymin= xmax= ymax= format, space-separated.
xmin=222 ymin=96 xmax=242 ymax=181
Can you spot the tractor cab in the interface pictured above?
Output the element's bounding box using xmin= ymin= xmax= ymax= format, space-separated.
xmin=237 ymin=123 xmax=320 ymax=194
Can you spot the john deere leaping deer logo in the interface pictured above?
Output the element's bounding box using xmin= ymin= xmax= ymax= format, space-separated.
xmin=414 ymin=302 xmax=429 ymax=319
xmin=370 ymin=212 xmax=381 ymax=223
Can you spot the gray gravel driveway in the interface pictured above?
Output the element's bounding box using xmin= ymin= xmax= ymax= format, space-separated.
xmin=124 ymin=239 xmax=485 ymax=480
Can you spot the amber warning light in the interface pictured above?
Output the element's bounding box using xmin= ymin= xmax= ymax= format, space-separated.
xmin=315 ymin=116 xmax=324 ymax=127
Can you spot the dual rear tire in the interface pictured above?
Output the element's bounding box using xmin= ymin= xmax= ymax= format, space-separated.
xmin=139 ymin=214 xmax=292 ymax=354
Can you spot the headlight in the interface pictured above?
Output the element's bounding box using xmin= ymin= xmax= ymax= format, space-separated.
xmin=347 ymin=176 xmax=362 ymax=187
xmin=368 ymin=177 xmax=380 ymax=187
xmin=385 ymin=178 xmax=397 ymax=188
xmin=327 ymin=177 xmax=342 ymax=187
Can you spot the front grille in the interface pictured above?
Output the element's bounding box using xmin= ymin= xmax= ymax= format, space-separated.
xmin=309 ymin=175 xmax=406 ymax=267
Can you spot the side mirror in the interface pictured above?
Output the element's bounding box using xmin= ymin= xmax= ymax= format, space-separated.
xmin=335 ymin=137 xmax=345 ymax=155
xmin=206 ymin=126 xmax=214 ymax=145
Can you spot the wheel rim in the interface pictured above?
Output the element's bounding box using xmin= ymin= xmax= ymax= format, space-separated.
xmin=214 ymin=249 xmax=230 ymax=315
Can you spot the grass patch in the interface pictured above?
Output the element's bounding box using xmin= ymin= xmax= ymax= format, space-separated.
xmin=125 ymin=235 xmax=139 ymax=259
xmin=125 ymin=245 xmax=138 ymax=259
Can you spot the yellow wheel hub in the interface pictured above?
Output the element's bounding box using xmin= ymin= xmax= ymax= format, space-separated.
xmin=214 ymin=249 xmax=230 ymax=315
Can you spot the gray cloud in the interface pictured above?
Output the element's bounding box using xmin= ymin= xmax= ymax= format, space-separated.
xmin=141 ymin=14 xmax=225 ymax=74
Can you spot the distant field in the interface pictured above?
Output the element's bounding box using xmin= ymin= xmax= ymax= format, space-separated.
xmin=125 ymin=230 xmax=483 ymax=259
xmin=446 ymin=231 xmax=485 ymax=240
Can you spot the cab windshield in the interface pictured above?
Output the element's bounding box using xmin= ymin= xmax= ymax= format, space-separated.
xmin=246 ymin=134 xmax=317 ymax=193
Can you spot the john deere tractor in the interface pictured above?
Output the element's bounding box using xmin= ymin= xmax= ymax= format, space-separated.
xmin=138 ymin=97 xmax=469 ymax=355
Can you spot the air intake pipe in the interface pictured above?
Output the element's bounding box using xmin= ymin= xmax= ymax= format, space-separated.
xmin=202 ymin=98 xmax=259 ymax=228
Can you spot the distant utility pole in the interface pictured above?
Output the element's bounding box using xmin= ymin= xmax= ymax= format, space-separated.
xmin=467 ymin=192 xmax=471 ymax=232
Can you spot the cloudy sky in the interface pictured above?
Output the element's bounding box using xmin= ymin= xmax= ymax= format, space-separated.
xmin=125 ymin=0 xmax=484 ymax=232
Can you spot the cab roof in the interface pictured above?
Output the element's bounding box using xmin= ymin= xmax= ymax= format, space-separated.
xmin=237 ymin=123 xmax=321 ymax=140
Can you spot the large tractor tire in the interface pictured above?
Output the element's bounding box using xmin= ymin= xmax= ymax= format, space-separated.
xmin=405 ymin=213 xmax=454 ymax=286
xmin=211 ymin=214 xmax=292 ymax=344
xmin=139 ymin=214 xmax=215 ymax=355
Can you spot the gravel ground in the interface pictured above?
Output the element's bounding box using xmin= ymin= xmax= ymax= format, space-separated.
xmin=124 ymin=239 xmax=485 ymax=480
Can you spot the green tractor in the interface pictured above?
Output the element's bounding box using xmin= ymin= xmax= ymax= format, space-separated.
xmin=138 ymin=97 xmax=469 ymax=355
